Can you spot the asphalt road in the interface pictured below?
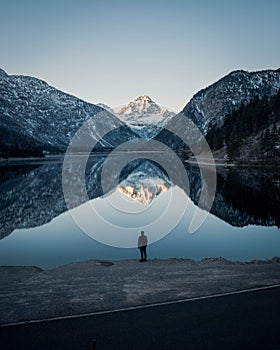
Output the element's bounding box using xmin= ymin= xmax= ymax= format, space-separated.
xmin=1 ymin=286 xmax=280 ymax=350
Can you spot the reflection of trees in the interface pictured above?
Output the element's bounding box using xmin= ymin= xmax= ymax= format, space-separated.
xmin=0 ymin=157 xmax=279 ymax=240
xmin=0 ymin=158 xmax=107 ymax=239
xmin=218 ymin=169 xmax=280 ymax=227
xmin=0 ymin=157 xmax=172 ymax=239
xmin=185 ymin=164 xmax=280 ymax=227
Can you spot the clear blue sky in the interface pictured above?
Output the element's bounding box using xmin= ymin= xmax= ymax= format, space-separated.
xmin=1 ymin=0 xmax=280 ymax=111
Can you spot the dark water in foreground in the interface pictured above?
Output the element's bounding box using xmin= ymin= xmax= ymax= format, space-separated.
xmin=0 ymin=154 xmax=279 ymax=269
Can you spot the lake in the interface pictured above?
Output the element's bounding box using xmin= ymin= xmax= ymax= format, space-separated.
xmin=0 ymin=154 xmax=279 ymax=269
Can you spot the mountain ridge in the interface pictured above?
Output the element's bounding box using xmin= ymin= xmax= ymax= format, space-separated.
xmin=0 ymin=70 xmax=137 ymax=157
xmin=181 ymin=68 xmax=280 ymax=133
xmin=2 ymin=67 xmax=280 ymax=157
xmin=154 ymin=68 xmax=280 ymax=152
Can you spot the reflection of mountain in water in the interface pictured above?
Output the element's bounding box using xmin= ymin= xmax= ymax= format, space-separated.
xmin=0 ymin=157 xmax=171 ymax=239
xmin=117 ymin=162 xmax=171 ymax=205
xmin=217 ymin=167 xmax=280 ymax=227
xmin=0 ymin=156 xmax=279 ymax=239
xmin=187 ymin=165 xmax=280 ymax=227
xmin=0 ymin=158 xmax=103 ymax=239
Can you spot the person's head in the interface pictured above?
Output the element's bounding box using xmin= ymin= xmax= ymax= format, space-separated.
xmin=141 ymin=230 xmax=144 ymax=236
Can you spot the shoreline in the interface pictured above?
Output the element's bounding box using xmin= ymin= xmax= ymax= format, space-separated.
xmin=1 ymin=257 xmax=280 ymax=325
xmin=186 ymin=157 xmax=280 ymax=168
xmin=1 ymin=153 xmax=280 ymax=166
xmin=1 ymin=256 xmax=280 ymax=271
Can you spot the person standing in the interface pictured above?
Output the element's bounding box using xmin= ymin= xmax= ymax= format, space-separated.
xmin=138 ymin=231 xmax=148 ymax=262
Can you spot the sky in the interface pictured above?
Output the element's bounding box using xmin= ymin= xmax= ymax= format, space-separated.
xmin=1 ymin=0 xmax=280 ymax=111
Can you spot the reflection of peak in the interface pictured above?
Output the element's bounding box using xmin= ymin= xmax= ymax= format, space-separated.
xmin=117 ymin=161 xmax=171 ymax=205
xmin=118 ymin=183 xmax=169 ymax=205
xmin=1 ymin=156 xmax=280 ymax=241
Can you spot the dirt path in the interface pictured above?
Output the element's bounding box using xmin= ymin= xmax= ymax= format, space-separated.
xmin=1 ymin=257 xmax=280 ymax=325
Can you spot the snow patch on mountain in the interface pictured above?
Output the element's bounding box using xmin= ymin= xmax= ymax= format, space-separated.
xmin=96 ymin=103 xmax=115 ymax=115
xmin=182 ymin=69 xmax=280 ymax=134
xmin=0 ymin=70 xmax=137 ymax=154
xmin=115 ymin=95 xmax=176 ymax=138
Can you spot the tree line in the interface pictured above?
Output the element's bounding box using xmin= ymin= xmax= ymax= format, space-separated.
xmin=206 ymin=89 xmax=280 ymax=159
xmin=0 ymin=128 xmax=46 ymax=158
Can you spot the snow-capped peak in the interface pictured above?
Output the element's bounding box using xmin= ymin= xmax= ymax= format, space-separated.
xmin=118 ymin=95 xmax=164 ymax=116
xmin=115 ymin=95 xmax=176 ymax=138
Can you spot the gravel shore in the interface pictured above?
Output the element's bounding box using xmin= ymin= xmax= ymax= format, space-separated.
xmin=1 ymin=257 xmax=280 ymax=325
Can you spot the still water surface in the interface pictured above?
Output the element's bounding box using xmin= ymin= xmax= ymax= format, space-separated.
xmin=0 ymin=154 xmax=279 ymax=269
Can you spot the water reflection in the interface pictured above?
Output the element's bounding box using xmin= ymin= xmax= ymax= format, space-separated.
xmin=187 ymin=165 xmax=280 ymax=228
xmin=1 ymin=155 xmax=280 ymax=267
xmin=0 ymin=155 xmax=280 ymax=243
xmin=117 ymin=161 xmax=171 ymax=205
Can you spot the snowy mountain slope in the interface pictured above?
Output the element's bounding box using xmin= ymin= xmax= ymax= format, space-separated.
xmin=205 ymin=89 xmax=280 ymax=160
xmin=96 ymin=103 xmax=115 ymax=115
xmin=182 ymin=68 xmax=280 ymax=133
xmin=116 ymin=95 xmax=175 ymax=138
xmin=155 ymin=68 xmax=280 ymax=150
xmin=0 ymin=69 xmax=136 ymax=156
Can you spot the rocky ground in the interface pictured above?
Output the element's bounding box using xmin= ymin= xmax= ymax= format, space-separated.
xmin=1 ymin=257 xmax=280 ymax=325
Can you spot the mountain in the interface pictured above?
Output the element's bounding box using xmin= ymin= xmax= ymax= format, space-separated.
xmin=116 ymin=95 xmax=175 ymax=138
xmin=96 ymin=103 xmax=115 ymax=115
xmin=0 ymin=69 xmax=136 ymax=157
xmin=182 ymin=69 xmax=280 ymax=133
xmin=155 ymin=69 xmax=280 ymax=151
xmin=206 ymin=89 xmax=280 ymax=159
